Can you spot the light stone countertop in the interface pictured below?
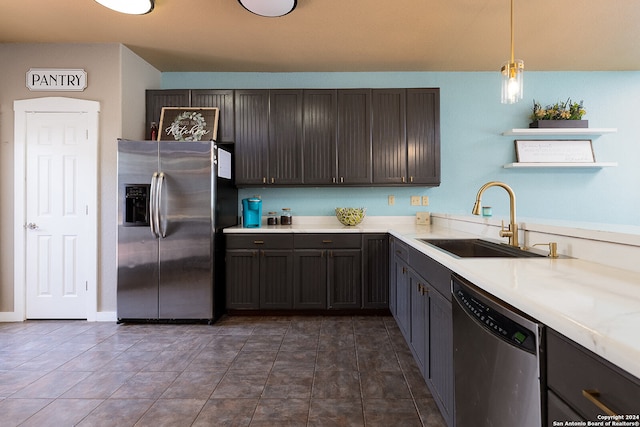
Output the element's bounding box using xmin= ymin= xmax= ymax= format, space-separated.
xmin=224 ymin=215 xmax=640 ymax=379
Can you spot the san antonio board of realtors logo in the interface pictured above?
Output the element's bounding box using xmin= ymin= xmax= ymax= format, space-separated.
xmin=165 ymin=111 xmax=210 ymax=141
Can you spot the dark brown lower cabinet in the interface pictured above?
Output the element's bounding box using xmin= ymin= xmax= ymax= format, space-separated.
xmin=225 ymin=234 xmax=293 ymax=310
xmin=293 ymin=249 xmax=327 ymax=309
xmin=362 ymin=234 xmax=389 ymax=308
xmin=546 ymin=328 xmax=640 ymax=423
xmin=225 ymin=249 xmax=260 ymax=309
xmin=227 ymin=233 xmax=386 ymax=312
xmin=389 ymin=236 xmax=454 ymax=427
xmin=327 ymin=249 xmax=361 ymax=309
xmin=293 ymin=234 xmax=361 ymax=310
xmin=258 ymin=250 xmax=294 ymax=309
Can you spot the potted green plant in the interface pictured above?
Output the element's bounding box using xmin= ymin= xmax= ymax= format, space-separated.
xmin=529 ymin=99 xmax=587 ymax=128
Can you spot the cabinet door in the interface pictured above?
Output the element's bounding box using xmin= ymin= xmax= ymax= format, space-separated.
xmin=259 ymin=249 xmax=294 ymax=309
xmin=407 ymin=88 xmax=440 ymax=185
xmin=388 ymin=238 xmax=398 ymax=316
xmin=327 ymin=249 xmax=361 ymax=309
xmin=394 ymin=260 xmax=411 ymax=341
xmin=226 ymin=249 xmax=260 ymax=309
xmin=191 ymin=89 xmax=235 ymax=143
xmin=372 ymin=89 xmax=407 ymax=184
xmin=235 ymin=90 xmax=269 ymax=185
xmin=146 ymin=89 xmax=190 ymax=139
xmin=428 ymin=287 xmax=454 ymax=427
xmin=293 ymin=249 xmax=327 ymax=309
xmin=269 ymin=90 xmax=303 ymax=184
xmin=409 ymin=270 xmax=428 ymax=376
xmin=337 ymin=89 xmax=372 ymax=184
xmin=303 ymin=89 xmax=337 ymax=184
xmin=362 ymin=234 xmax=389 ymax=308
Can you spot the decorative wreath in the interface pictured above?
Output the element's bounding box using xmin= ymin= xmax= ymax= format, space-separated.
xmin=170 ymin=111 xmax=210 ymax=141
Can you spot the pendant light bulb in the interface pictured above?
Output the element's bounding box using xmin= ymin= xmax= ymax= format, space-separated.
xmin=500 ymin=0 xmax=524 ymax=104
xmin=501 ymin=60 xmax=524 ymax=104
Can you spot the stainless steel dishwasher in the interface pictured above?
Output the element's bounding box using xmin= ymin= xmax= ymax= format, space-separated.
xmin=452 ymin=274 xmax=543 ymax=427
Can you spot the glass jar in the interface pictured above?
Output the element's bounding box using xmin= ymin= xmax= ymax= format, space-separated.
xmin=280 ymin=208 xmax=292 ymax=225
xmin=267 ymin=212 xmax=278 ymax=225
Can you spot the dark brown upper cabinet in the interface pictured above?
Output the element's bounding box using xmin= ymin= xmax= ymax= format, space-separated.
xmin=269 ymin=90 xmax=303 ymax=185
xmin=407 ymin=88 xmax=440 ymax=185
xmin=302 ymin=89 xmax=338 ymax=185
xmin=147 ymin=87 xmax=440 ymax=187
xmin=234 ymin=89 xmax=303 ymax=186
xmin=234 ymin=90 xmax=270 ymax=185
xmin=145 ymin=89 xmax=235 ymax=143
xmin=337 ymin=89 xmax=372 ymax=185
xmin=191 ymin=89 xmax=235 ymax=143
xmin=372 ymin=88 xmax=440 ymax=185
xmin=372 ymin=89 xmax=407 ymax=184
xmin=145 ymin=89 xmax=190 ymax=139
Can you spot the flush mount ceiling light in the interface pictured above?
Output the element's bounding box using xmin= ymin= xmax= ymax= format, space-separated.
xmin=501 ymin=0 xmax=524 ymax=104
xmin=94 ymin=0 xmax=154 ymax=15
xmin=238 ymin=0 xmax=297 ymax=17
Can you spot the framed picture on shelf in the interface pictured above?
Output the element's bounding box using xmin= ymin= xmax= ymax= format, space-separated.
xmin=514 ymin=139 xmax=595 ymax=163
xmin=158 ymin=107 xmax=219 ymax=142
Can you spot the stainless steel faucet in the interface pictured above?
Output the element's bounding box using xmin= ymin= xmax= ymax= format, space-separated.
xmin=472 ymin=181 xmax=520 ymax=248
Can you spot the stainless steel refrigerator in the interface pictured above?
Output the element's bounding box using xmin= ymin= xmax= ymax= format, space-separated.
xmin=117 ymin=139 xmax=237 ymax=323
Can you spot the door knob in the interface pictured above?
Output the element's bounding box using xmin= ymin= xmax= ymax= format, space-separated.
xmin=25 ymin=222 xmax=39 ymax=230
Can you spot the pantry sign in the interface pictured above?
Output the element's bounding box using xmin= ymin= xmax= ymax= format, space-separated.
xmin=26 ymin=68 xmax=87 ymax=91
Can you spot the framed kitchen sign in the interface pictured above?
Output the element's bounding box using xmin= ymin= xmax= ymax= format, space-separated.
xmin=158 ymin=107 xmax=219 ymax=142
xmin=514 ymin=139 xmax=595 ymax=163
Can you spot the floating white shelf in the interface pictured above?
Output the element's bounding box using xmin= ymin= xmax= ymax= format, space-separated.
xmin=502 ymin=128 xmax=617 ymax=136
xmin=503 ymin=162 xmax=618 ymax=169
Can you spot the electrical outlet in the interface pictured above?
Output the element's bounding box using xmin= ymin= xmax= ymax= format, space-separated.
xmin=422 ymin=196 xmax=429 ymax=206
xmin=410 ymin=196 xmax=420 ymax=206
xmin=416 ymin=212 xmax=431 ymax=225
xmin=388 ymin=195 xmax=395 ymax=206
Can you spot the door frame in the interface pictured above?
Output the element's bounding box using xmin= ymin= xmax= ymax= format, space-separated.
xmin=13 ymin=97 xmax=100 ymax=321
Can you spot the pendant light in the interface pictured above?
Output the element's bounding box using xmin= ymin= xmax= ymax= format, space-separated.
xmin=94 ymin=0 xmax=154 ymax=15
xmin=500 ymin=0 xmax=524 ymax=104
xmin=238 ymin=0 xmax=297 ymax=17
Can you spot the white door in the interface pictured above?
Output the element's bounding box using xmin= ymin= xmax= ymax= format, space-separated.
xmin=14 ymin=97 xmax=99 ymax=320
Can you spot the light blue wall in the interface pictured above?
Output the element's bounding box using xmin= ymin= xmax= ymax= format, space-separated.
xmin=163 ymin=72 xmax=640 ymax=226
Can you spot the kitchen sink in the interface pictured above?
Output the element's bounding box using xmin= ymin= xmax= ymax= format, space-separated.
xmin=418 ymin=238 xmax=545 ymax=258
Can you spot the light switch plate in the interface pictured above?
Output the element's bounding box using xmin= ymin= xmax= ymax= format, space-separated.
xmin=422 ymin=196 xmax=429 ymax=206
xmin=410 ymin=196 xmax=421 ymax=206
xmin=416 ymin=211 xmax=430 ymax=225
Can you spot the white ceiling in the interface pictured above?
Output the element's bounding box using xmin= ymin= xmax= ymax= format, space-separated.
xmin=1 ymin=0 xmax=639 ymax=72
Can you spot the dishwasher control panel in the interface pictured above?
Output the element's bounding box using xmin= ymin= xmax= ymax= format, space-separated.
xmin=453 ymin=279 xmax=537 ymax=354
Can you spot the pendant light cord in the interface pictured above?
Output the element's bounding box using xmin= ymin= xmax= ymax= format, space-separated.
xmin=510 ymin=0 xmax=515 ymax=64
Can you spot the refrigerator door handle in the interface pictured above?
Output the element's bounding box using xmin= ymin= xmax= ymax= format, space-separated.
xmin=150 ymin=172 xmax=160 ymax=238
xmin=157 ymin=172 xmax=166 ymax=238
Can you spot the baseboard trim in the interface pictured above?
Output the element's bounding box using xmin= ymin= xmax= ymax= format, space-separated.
xmin=96 ymin=311 xmax=117 ymax=322
xmin=0 ymin=312 xmax=24 ymax=322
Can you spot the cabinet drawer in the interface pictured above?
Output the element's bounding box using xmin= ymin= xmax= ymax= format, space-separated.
xmin=409 ymin=248 xmax=451 ymax=300
xmin=226 ymin=234 xmax=293 ymax=249
xmin=547 ymin=329 xmax=640 ymax=418
xmin=294 ymin=233 xmax=361 ymax=249
xmin=392 ymin=239 xmax=410 ymax=262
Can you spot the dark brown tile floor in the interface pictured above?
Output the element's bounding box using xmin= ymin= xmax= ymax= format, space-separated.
xmin=0 ymin=315 xmax=446 ymax=427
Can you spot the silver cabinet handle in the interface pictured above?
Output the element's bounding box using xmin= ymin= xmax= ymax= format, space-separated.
xmin=25 ymin=223 xmax=39 ymax=230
